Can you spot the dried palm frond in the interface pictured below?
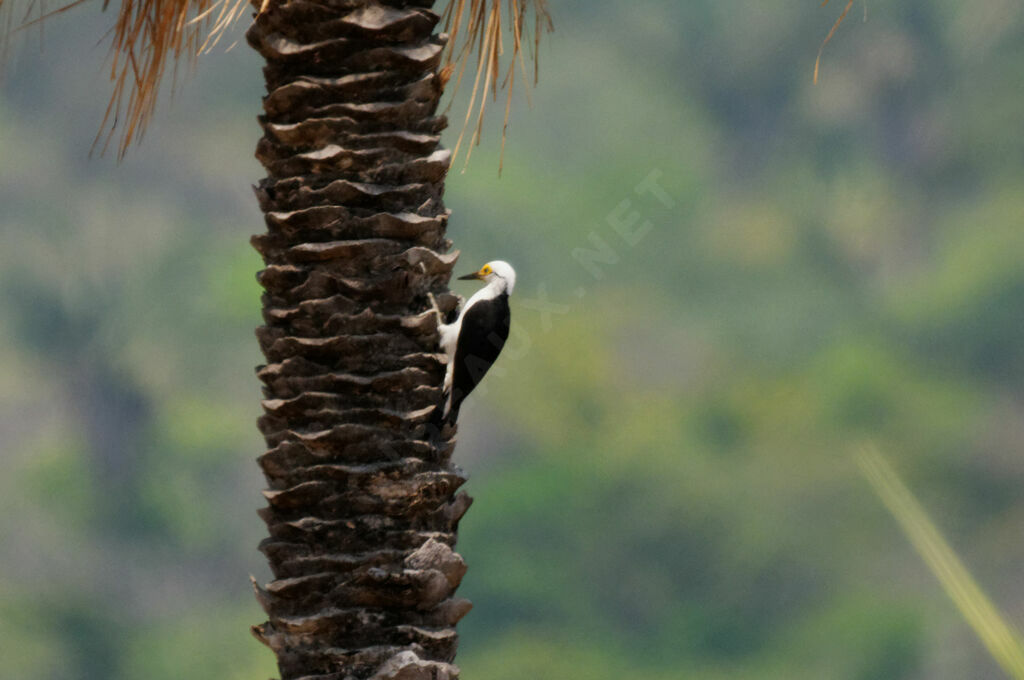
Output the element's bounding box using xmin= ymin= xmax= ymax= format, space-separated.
xmin=90 ymin=0 xmax=247 ymax=157
xmin=0 ymin=0 xmax=52 ymax=68
xmin=814 ymin=0 xmax=855 ymax=84
xmin=0 ymin=0 xmax=246 ymax=158
xmin=2 ymin=0 xmax=550 ymax=162
xmin=440 ymin=0 xmax=553 ymax=173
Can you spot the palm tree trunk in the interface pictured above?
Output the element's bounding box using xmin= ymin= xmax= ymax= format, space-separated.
xmin=246 ymin=3 xmax=471 ymax=678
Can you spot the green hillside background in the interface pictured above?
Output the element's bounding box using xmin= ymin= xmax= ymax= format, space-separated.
xmin=2 ymin=1 xmax=1023 ymax=678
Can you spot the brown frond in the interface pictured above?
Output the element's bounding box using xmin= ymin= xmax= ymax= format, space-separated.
xmin=2 ymin=0 xmax=246 ymax=159
xmin=440 ymin=0 xmax=552 ymax=173
xmin=2 ymin=0 xmax=549 ymax=162
xmin=93 ymin=0 xmax=247 ymax=158
xmin=0 ymin=0 xmax=58 ymax=67
xmin=814 ymin=0 xmax=854 ymax=85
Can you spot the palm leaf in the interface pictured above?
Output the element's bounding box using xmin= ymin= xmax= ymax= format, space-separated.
xmin=1 ymin=0 xmax=551 ymax=164
xmin=439 ymin=0 xmax=552 ymax=171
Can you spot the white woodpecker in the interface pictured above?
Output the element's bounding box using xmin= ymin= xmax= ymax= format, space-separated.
xmin=429 ymin=260 xmax=516 ymax=432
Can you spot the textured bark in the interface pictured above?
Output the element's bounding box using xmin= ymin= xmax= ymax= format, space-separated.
xmin=246 ymin=3 xmax=470 ymax=679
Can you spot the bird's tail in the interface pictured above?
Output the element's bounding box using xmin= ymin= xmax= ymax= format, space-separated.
xmin=426 ymin=392 xmax=460 ymax=441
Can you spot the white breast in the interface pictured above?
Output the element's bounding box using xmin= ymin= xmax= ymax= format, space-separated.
xmin=437 ymin=279 xmax=504 ymax=407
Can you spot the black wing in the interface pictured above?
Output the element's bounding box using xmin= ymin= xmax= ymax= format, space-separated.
xmin=450 ymin=293 xmax=510 ymax=414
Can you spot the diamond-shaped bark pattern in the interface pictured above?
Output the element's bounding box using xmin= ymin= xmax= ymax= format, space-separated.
xmin=248 ymin=1 xmax=467 ymax=678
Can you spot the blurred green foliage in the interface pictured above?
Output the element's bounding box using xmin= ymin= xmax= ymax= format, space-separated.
xmin=2 ymin=1 xmax=1023 ymax=679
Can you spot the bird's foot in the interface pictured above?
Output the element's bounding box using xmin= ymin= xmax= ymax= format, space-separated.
xmin=427 ymin=292 xmax=444 ymax=324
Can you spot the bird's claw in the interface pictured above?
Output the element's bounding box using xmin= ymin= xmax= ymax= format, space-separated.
xmin=427 ymin=292 xmax=444 ymax=323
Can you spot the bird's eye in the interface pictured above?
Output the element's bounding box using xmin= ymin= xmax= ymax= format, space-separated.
xmin=482 ymin=266 xmax=491 ymax=274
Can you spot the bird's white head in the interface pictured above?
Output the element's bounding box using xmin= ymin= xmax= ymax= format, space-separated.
xmin=458 ymin=260 xmax=516 ymax=294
